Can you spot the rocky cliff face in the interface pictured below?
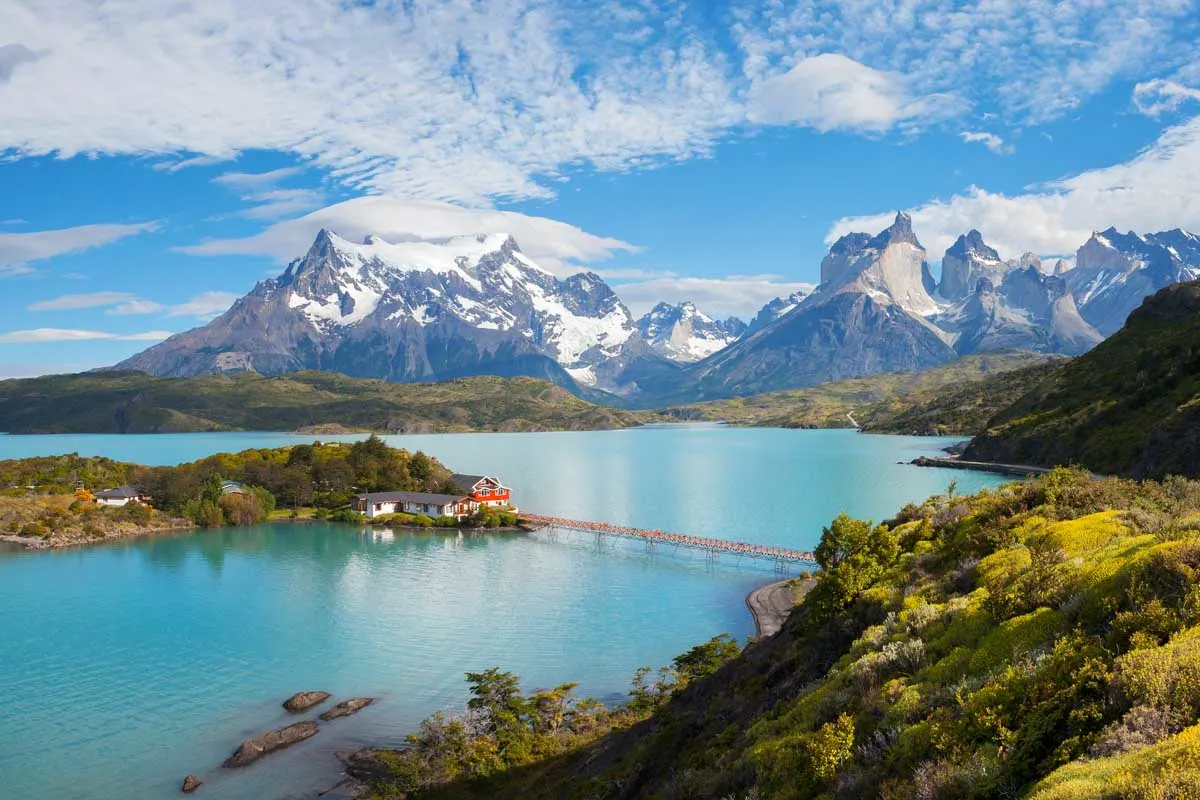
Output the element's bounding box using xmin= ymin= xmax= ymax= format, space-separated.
xmin=117 ymin=230 xmax=638 ymax=392
xmin=635 ymin=302 xmax=746 ymax=362
xmin=938 ymin=229 xmax=1008 ymax=301
xmin=935 ymin=268 xmax=1102 ymax=356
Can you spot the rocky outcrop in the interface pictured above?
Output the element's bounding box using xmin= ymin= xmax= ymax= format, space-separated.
xmin=319 ymin=697 xmax=374 ymax=721
xmin=222 ymin=721 xmax=319 ymax=768
xmin=180 ymin=774 xmax=202 ymax=793
xmin=282 ymin=691 xmax=331 ymax=712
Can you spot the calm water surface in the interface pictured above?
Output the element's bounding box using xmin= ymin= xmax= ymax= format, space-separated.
xmin=0 ymin=426 xmax=1006 ymax=799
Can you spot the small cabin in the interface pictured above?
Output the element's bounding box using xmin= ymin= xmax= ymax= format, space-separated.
xmin=221 ymin=481 xmax=246 ymax=496
xmin=95 ymin=486 xmax=149 ymax=507
xmin=353 ymin=491 xmax=478 ymax=520
xmin=451 ymin=474 xmax=513 ymax=508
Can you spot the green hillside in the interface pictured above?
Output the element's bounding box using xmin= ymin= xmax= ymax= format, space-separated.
xmin=356 ymin=469 xmax=1200 ymax=799
xmin=967 ymin=281 xmax=1200 ymax=478
xmin=662 ymin=352 xmax=1063 ymax=434
xmin=0 ymin=371 xmax=640 ymax=434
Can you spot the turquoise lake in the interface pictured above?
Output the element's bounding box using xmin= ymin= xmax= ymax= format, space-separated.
xmin=0 ymin=426 xmax=1007 ymax=799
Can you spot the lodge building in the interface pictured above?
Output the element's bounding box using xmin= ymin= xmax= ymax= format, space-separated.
xmin=352 ymin=474 xmax=514 ymax=520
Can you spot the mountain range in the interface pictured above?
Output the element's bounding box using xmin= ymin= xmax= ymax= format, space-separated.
xmin=116 ymin=216 xmax=1200 ymax=405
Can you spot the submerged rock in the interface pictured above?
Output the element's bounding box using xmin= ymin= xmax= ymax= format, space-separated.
xmin=180 ymin=774 xmax=202 ymax=793
xmin=282 ymin=690 xmax=330 ymax=712
xmin=319 ymin=698 xmax=374 ymax=721
xmin=222 ymin=721 xmax=319 ymax=768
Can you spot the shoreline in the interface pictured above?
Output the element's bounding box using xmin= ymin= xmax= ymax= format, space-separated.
xmin=0 ymin=518 xmax=531 ymax=552
xmin=746 ymin=576 xmax=815 ymax=638
xmin=910 ymin=455 xmax=1054 ymax=478
xmin=0 ymin=520 xmax=197 ymax=551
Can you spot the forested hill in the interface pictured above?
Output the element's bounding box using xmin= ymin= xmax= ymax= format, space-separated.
xmin=0 ymin=371 xmax=639 ymax=434
xmin=966 ymin=280 xmax=1200 ymax=478
xmin=357 ymin=469 xmax=1200 ymax=799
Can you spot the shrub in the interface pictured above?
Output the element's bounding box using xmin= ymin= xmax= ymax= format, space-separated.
xmin=1088 ymin=705 xmax=1185 ymax=758
xmin=19 ymin=521 xmax=49 ymax=538
xmin=1115 ymin=634 xmax=1200 ymax=717
xmin=412 ymin=514 xmax=435 ymax=528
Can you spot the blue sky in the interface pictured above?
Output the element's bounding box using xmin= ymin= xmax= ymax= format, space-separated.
xmin=3 ymin=0 xmax=1200 ymax=377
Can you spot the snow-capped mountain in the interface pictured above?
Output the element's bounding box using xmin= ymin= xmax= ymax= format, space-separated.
xmin=1069 ymin=227 xmax=1200 ymax=335
xmin=117 ymin=229 xmax=638 ymax=390
xmin=744 ymin=289 xmax=813 ymax=336
xmin=635 ymin=302 xmax=746 ymax=362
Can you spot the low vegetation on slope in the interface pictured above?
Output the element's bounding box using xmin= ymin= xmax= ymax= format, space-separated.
xmin=661 ymin=352 xmax=1063 ymax=434
xmin=967 ymin=281 xmax=1200 ymax=477
xmin=0 ymin=371 xmax=639 ymax=434
xmin=358 ymin=469 xmax=1200 ymax=799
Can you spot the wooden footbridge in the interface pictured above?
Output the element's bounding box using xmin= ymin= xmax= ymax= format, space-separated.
xmin=520 ymin=514 xmax=817 ymax=567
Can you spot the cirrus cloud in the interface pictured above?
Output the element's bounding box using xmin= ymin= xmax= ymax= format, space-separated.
xmin=0 ymin=328 xmax=173 ymax=343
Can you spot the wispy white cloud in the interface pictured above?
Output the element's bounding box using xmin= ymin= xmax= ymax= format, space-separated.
xmin=735 ymin=1 xmax=1198 ymax=126
xmin=1134 ymin=79 xmax=1200 ymax=118
xmin=827 ymin=115 xmax=1200 ymax=260
xmin=213 ymin=166 xmax=305 ymax=190
xmin=179 ymin=196 xmax=637 ymax=276
xmin=108 ymin=299 xmax=164 ymax=315
xmin=1 ymin=1 xmax=739 ymax=205
xmin=210 ymin=166 xmax=324 ymax=219
xmin=28 ymin=290 xmax=229 ymax=318
xmin=0 ymin=222 xmax=157 ymax=272
xmin=166 ymin=291 xmax=238 ymax=320
xmin=615 ymin=275 xmax=815 ymax=319
xmin=151 ymin=153 xmax=230 ymax=172
xmin=29 ymin=291 xmax=136 ymax=311
xmin=960 ymin=131 xmax=1012 ymax=155
xmin=0 ymin=328 xmax=173 ymax=343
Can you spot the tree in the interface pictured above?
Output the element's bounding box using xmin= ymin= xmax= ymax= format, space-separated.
xmin=811 ymin=513 xmax=899 ymax=614
xmin=671 ymin=633 xmax=741 ymax=687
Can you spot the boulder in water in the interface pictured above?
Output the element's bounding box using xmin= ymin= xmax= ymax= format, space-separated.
xmin=282 ymin=691 xmax=330 ymax=712
xmin=180 ymin=774 xmax=202 ymax=793
xmin=222 ymin=721 xmax=319 ymax=768
xmin=319 ymin=698 xmax=374 ymax=721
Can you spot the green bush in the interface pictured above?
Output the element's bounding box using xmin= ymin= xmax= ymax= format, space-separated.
xmin=18 ymin=521 xmax=49 ymax=538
